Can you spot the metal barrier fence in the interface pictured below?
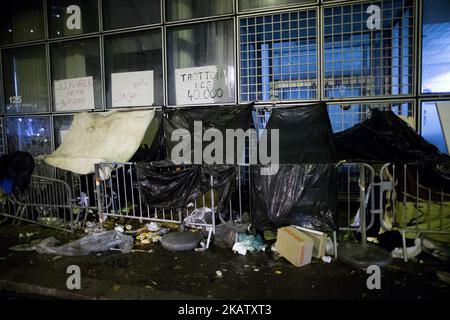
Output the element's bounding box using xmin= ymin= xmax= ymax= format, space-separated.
xmin=337 ymin=162 xmax=379 ymax=234
xmin=0 ymin=161 xmax=97 ymax=232
xmin=336 ymin=161 xmax=450 ymax=262
xmin=0 ymin=175 xmax=75 ymax=232
xmin=94 ymin=162 xmax=245 ymax=248
xmin=3 ymin=158 xmax=447 ymax=260
xmin=379 ymin=162 xmax=450 ymax=262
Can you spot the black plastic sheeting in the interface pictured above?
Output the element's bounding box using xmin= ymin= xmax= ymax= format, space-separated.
xmin=136 ymin=105 xmax=253 ymax=211
xmin=262 ymin=102 xmax=337 ymax=164
xmin=335 ymin=109 xmax=450 ymax=163
xmin=250 ymin=103 xmax=338 ymax=232
xmin=130 ymin=119 xmax=167 ymax=162
xmin=136 ymin=160 xmax=236 ymax=210
xmin=251 ymin=164 xmax=337 ymax=232
xmin=0 ymin=151 xmax=35 ymax=195
xmin=163 ymin=104 xmax=253 ymax=165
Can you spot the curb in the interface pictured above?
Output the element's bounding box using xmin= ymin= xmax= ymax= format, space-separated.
xmin=0 ymin=279 xmax=106 ymax=300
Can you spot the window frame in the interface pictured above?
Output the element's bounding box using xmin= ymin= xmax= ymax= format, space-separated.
xmin=49 ymin=35 xmax=103 ymax=113
xmin=164 ymin=0 xmax=235 ymax=24
xmin=320 ymin=0 xmax=418 ymax=102
xmin=4 ymin=114 xmax=54 ymax=157
xmin=166 ymin=16 xmax=238 ymax=107
xmin=237 ymin=6 xmax=321 ymax=104
xmin=103 ymin=26 xmax=165 ymax=108
xmin=237 ymin=0 xmax=319 ymax=15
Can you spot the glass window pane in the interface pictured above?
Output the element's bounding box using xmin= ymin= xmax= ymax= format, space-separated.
xmin=421 ymin=101 xmax=450 ymax=154
xmin=238 ymin=0 xmax=315 ymax=12
xmin=1 ymin=0 xmax=45 ymax=45
xmin=47 ymin=0 xmax=99 ymax=38
xmin=323 ymin=0 xmax=414 ymax=98
xmin=105 ymin=30 xmax=163 ymax=108
xmin=167 ymin=20 xmax=235 ymax=105
xmin=103 ymin=0 xmax=161 ymax=30
xmin=53 ymin=114 xmax=73 ymax=148
xmin=2 ymin=45 xmax=49 ymax=114
xmin=327 ymin=102 xmax=415 ymax=133
xmin=421 ymin=0 xmax=450 ymax=94
xmin=166 ymin=0 xmax=233 ymax=22
xmin=240 ymin=9 xmax=317 ymax=102
xmin=50 ymin=38 xmax=102 ymax=111
xmin=6 ymin=116 xmax=52 ymax=157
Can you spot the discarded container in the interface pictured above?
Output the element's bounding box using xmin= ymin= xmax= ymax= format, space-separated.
xmin=326 ymin=237 xmax=337 ymax=256
xmin=275 ymin=226 xmax=314 ymax=267
xmin=114 ymin=225 xmax=125 ymax=233
xmin=232 ymin=233 xmax=265 ymax=255
xmin=391 ymin=238 xmax=421 ymax=259
xmin=160 ymin=231 xmax=203 ymax=251
xmin=322 ymin=256 xmax=332 ymax=263
xmin=293 ymin=226 xmax=327 ymax=258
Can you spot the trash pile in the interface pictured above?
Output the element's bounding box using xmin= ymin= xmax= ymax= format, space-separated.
xmin=135 ymin=222 xmax=169 ymax=245
xmin=214 ymin=220 xmax=335 ymax=268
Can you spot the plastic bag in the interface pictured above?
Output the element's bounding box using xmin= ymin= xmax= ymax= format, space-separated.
xmin=234 ymin=233 xmax=266 ymax=253
xmin=35 ymin=230 xmax=134 ymax=256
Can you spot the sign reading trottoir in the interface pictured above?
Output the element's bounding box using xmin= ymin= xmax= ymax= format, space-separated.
xmin=175 ymin=66 xmax=230 ymax=105
xmin=54 ymin=76 xmax=95 ymax=111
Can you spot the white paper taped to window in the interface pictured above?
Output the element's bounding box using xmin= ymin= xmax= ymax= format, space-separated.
xmin=54 ymin=76 xmax=95 ymax=111
xmin=175 ymin=66 xmax=230 ymax=105
xmin=111 ymin=70 xmax=154 ymax=107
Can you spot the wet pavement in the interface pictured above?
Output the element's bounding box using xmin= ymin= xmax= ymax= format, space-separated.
xmin=0 ymin=222 xmax=449 ymax=300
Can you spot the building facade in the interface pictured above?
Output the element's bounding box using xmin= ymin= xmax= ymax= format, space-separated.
xmin=0 ymin=0 xmax=449 ymax=157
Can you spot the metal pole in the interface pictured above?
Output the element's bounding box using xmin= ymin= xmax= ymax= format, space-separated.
xmin=210 ymin=175 xmax=215 ymax=234
xmin=359 ymin=164 xmax=366 ymax=245
xmin=94 ymin=164 xmax=103 ymax=229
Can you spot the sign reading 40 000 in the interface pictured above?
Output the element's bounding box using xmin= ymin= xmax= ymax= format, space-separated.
xmin=175 ymin=66 xmax=230 ymax=105
xmin=54 ymin=76 xmax=95 ymax=112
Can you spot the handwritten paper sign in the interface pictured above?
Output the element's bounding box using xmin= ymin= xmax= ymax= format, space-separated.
xmin=175 ymin=66 xmax=229 ymax=105
xmin=54 ymin=76 xmax=95 ymax=111
xmin=111 ymin=70 xmax=154 ymax=107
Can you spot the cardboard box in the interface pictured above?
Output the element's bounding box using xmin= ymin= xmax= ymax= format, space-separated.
xmin=275 ymin=226 xmax=314 ymax=267
xmin=293 ymin=226 xmax=327 ymax=258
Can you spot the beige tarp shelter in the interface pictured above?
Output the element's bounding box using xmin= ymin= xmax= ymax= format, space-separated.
xmin=44 ymin=109 xmax=159 ymax=175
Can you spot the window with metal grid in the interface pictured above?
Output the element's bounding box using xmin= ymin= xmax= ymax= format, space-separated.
xmin=323 ymin=0 xmax=414 ymax=98
xmin=327 ymin=101 xmax=414 ymax=133
xmin=240 ymin=9 xmax=318 ymax=102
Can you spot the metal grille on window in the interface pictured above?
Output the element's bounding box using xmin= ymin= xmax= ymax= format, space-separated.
xmin=327 ymin=101 xmax=414 ymax=133
xmin=323 ymin=0 xmax=414 ymax=98
xmin=240 ymin=9 xmax=317 ymax=102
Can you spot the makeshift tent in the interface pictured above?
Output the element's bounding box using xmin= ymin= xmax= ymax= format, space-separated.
xmin=389 ymin=163 xmax=450 ymax=243
xmin=44 ymin=109 xmax=160 ymax=175
xmin=262 ymin=102 xmax=336 ymax=164
xmin=335 ymin=109 xmax=450 ymax=242
xmin=335 ymin=109 xmax=450 ymax=163
xmin=163 ymin=104 xmax=253 ymax=164
xmin=136 ymin=104 xmax=253 ymax=211
xmin=250 ymin=103 xmax=338 ymax=232
xmin=137 ymin=160 xmax=236 ymax=210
